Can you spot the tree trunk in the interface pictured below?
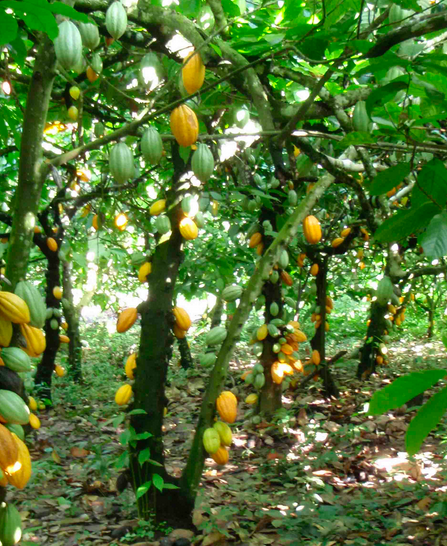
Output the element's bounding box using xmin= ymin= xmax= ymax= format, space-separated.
xmin=309 ymin=257 xmax=338 ymax=397
xmin=62 ymin=260 xmax=82 ymax=382
xmin=129 ymin=146 xmax=193 ymax=526
xmin=427 ymin=304 xmax=434 ymax=338
xmin=178 ymin=337 xmax=193 ymax=370
xmin=34 ymin=251 xmax=61 ymax=400
xmin=259 ymin=279 xmax=283 ymax=417
xmin=357 ymin=300 xmax=388 ymax=379
xmin=210 ymin=296 xmax=223 ymax=328
xmin=4 ymin=36 xmax=56 ymax=289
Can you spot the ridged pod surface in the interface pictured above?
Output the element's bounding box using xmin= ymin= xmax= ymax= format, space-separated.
xmin=141 ymin=127 xmax=163 ymax=165
xmin=191 ymin=144 xmax=214 ymax=182
xmin=203 ymin=427 xmax=220 ymax=454
xmin=54 ymin=21 xmax=83 ymax=71
xmin=0 ymin=424 xmax=19 ymax=470
xmin=170 ymin=105 xmax=199 ymax=147
xmin=125 ymin=353 xmax=137 ymax=379
xmin=211 ymin=446 xmax=229 ymax=465
xmin=47 ymin=237 xmax=58 ymax=251
xmin=79 ymin=22 xmax=100 ymax=49
xmin=303 ymin=215 xmax=322 ymax=244
xmin=109 ymin=142 xmax=135 ymax=184
xmin=105 ymin=1 xmax=128 ymax=39
xmin=20 ymin=324 xmax=46 ymax=357
xmin=213 ymin=421 xmax=232 ymax=446
xmin=173 ymin=307 xmax=191 ymax=330
xmin=216 ymin=391 xmax=237 ymax=423
xmin=15 ymin=281 xmax=46 ymax=328
xmin=0 ymin=315 xmax=12 ymax=347
xmin=0 ymin=502 xmax=22 ymax=545
xmin=1 ymin=348 xmax=31 ymax=373
xmin=182 ymin=51 xmax=205 ymax=94
xmin=149 ymin=199 xmax=166 ymax=216
xmin=0 ymin=293 xmax=30 ymax=324
xmin=138 ymin=262 xmax=152 ymax=283
xmin=115 ymin=384 xmax=132 ymax=405
xmin=179 ymin=218 xmax=198 ymax=240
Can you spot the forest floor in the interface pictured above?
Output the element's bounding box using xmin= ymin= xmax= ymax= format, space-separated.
xmin=14 ymin=333 xmax=447 ymax=546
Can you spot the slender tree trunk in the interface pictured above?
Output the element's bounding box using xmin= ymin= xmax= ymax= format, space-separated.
xmin=34 ymin=252 xmax=61 ymax=400
xmin=5 ymin=36 xmax=56 ymax=289
xmin=427 ymin=302 xmax=434 ymax=338
xmin=210 ymin=296 xmax=223 ymax=328
xmin=310 ymin=257 xmax=339 ymax=397
xmin=357 ymin=300 xmax=388 ymax=379
xmin=259 ymin=280 xmax=282 ymax=417
xmin=178 ymin=337 xmax=193 ymax=370
xmin=62 ymin=260 xmax=82 ymax=381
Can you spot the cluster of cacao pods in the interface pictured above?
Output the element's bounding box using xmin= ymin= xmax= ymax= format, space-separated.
xmin=202 ymin=419 xmax=232 ymax=466
xmin=310 ymin=295 xmax=333 ymax=332
xmin=172 ymin=307 xmax=192 ymax=339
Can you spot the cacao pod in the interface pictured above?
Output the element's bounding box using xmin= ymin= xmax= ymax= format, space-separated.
xmin=1 ymin=348 xmax=31 ymax=373
xmin=191 ymin=144 xmax=214 ymax=182
xmin=222 ymin=285 xmax=243 ymax=302
xmin=105 ymin=1 xmax=128 ymax=39
xmin=28 ymin=397 xmax=37 ymax=411
xmin=19 ymin=324 xmax=46 ymax=357
xmin=69 ymin=106 xmax=79 ymax=121
xmin=0 ymin=503 xmax=22 ymax=546
xmin=270 ymin=302 xmax=279 ymax=317
xmin=115 ymin=384 xmax=132 ymax=405
xmin=141 ymin=127 xmax=163 ymax=165
xmin=173 ymin=307 xmax=191 ymax=330
xmin=199 ymin=353 xmax=216 ymax=367
xmin=303 ymin=215 xmax=322 ymax=244
xmin=55 ymin=365 xmax=66 ymax=376
xmin=203 ymin=427 xmax=220 ymax=454
xmin=109 ymin=142 xmax=135 ymax=184
xmin=79 ymin=22 xmax=100 ymax=49
xmin=245 ymin=394 xmax=258 ymax=405
xmin=376 ymin=276 xmax=394 ymax=305
xmin=278 ymin=250 xmax=289 ymax=269
xmin=0 ymin=424 xmax=18 ymax=471
xmin=59 ymin=335 xmax=69 ymax=344
xmin=206 ymin=326 xmax=227 ymax=346
xmin=194 ymin=211 xmax=205 ymax=228
xmin=311 ymin=350 xmax=321 ymax=365
xmin=0 ymin=292 xmax=30 ymax=324
xmin=179 ymin=217 xmax=198 ymax=240
xmin=29 ymin=413 xmax=40 ymax=430
xmin=54 ymin=21 xmax=82 ymax=71
xmin=352 ymin=101 xmax=371 ymax=132
xmin=341 ymin=227 xmax=351 ymax=238
xmin=4 ymin=424 xmax=24 ymax=441
xmin=216 ymin=391 xmax=237 ymax=423
xmin=331 ymin=237 xmax=344 ymax=248
xmin=213 ymin=421 xmax=232 ymax=446
xmin=14 ymin=281 xmax=46 ymax=329
xmin=5 ymin=433 xmax=31 ymax=489
xmin=0 ymin=315 xmax=12 ymax=347
xmin=0 ymin=390 xmax=29 ymax=425
xmin=150 ymin=199 xmax=166 ymax=216
xmin=47 ymin=237 xmax=58 ymax=251
xmin=53 ymin=286 xmax=63 ymax=300
xmin=211 ymin=446 xmax=229 ymax=465
xmin=125 ymin=353 xmax=137 ymax=380
xmin=254 ymin=373 xmax=265 ymax=389
xmin=182 ymin=50 xmax=205 ymax=95
xmin=116 ymin=308 xmax=138 ymax=333
xmin=310 ymin=263 xmax=319 ymax=276
xmin=288 ymin=190 xmax=298 ymax=206
xmin=170 ymin=105 xmax=199 ymax=147
xmin=173 ymin=324 xmax=186 ymax=339
xmin=138 ymin=262 xmax=152 ymax=283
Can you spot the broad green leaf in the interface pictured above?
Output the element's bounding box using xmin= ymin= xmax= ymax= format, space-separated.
xmin=420 ymin=212 xmax=447 ymax=259
xmin=136 ymin=481 xmax=152 ymax=499
xmin=0 ymin=10 xmax=18 ymax=46
xmin=416 ymin=159 xmax=447 ymax=208
xmin=406 ymin=385 xmax=447 ymax=456
xmin=128 ymin=409 xmax=147 ymax=415
xmin=338 ymin=132 xmax=376 ymax=148
xmin=49 ymin=2 xmax=89 ymax=22
xmin=366 ymin=80 xmax=409 ymax=116
xmin=369 ymin=163 xmax=411 ymax=196
xmin=135 ymin=431 xmax=152 ymax=440
xmin=161 ymin=482 xmax=180 ymax=489
xmin=119 ymin=428 xmax=131 ymax=446
xmin=368 ymin=370 xmax=446 ymax=415
xmin=152 ymin=473 xmax=164 ymax=492
xmin=375 ymin=203 xmax=439 ymax=242
xmin=138 ymin=447 xmax=151 ymax=465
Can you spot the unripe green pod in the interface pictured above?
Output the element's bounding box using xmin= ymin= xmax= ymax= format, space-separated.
xmin=273 ymin=343 xmax=281 ymax=353
xmin=270 ymin=271 xmax=279 ymax=284
xmin=245 ymin=372 xmax=254 ymax=385
xmin=277 ymin=352 xmax=287 ymax=362
xmin=254 ymin=373 xmax=265 ymax=389
xmin=50 ymin=318 xmax=59 ymax=330
xmin=267 ymin=324 xmax=280 ymax=337
xmin=288 ymin=190 xmax=298 ymax=206
xmin=46 ymin=308 xmax=54 ymax=320
xmin=279 ymin=337 xmax=287 ymax=345
xmin=270 ymin=302 xmax=279 ymax=317
xmin=270 ymin=177 xmax=280 ymax=189
xmin=278 ymin=250 xmax=289 ymax=269
xmin=252 ymin=342 xmax=263 ymax=357
xmin=284 ymin=297 xmax=295 ymax=308
xmin=270 ymin=318 xmax=285 ymax=327
xmin=53 ymin=308 xmax=62 ymax=318
xmin=254 ymin=364 xmax=264 ymax=374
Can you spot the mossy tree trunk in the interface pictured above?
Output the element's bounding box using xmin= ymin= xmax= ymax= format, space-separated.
xmin=357 ymin=300 xmax=388 ymax=379
xmin=62 ymin=260 xmax=83 ymax=382
xmin=128 ymin=144 xmax=193 ymax=526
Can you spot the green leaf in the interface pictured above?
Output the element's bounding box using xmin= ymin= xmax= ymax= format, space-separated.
xmin=135 ymin=431 xmax=152 ymax=440
xmin=415 ymin=159 xmax=447 ymax=208
xmin=152 ymin=473 xmax=164 ymax=492
xmin=147 ymin=458 xmax=163 ymax=467
xmin=368 ymin=370 xmax=446 ymax=415
xmin=369 ymin=163 xmax=411 ymax=196
xmin=442 ymin=334 xmax=447 ymax=350
xmin=136 ymin=481 xmax=152 ymax=499
xmin=406 ymin=385 xmax=447 ymax=456
xmin=49 ymin=2 xmax=89 ymax=22
xmin=138 ymin=448 xmax=151 ymax=466
xmin=112 ymin=414 xmax=125 ymax=428
xmin=420 ymin=213 xmax=447 ymax=259
xmin=128 ymin=409 xmax=147 ymax=415
xmin=0 ymin=10 xmax=18 ymax=46
xmin=114 ymin=451 xmax=129 ymax=470
xmin=366 ymin=80 xmax=409 ymax=116
xmin=375 ymin=203 xmax=439 ymax=242
xmin=119 ymin=429 xmax=131 ymax=446
xmin=338 ymin=132 xmax=376 ymax=148
xmin=161 ymin=482 xmax=180 ymax=489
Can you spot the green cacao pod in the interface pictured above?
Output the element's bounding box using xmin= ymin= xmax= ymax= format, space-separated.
xmin=0 ymin=390 xmax=30 ymax=425
xmin=197 ymin=4 xmax=215 ymax=33
xmin=254 ymin=373 xmax=265 ymax=389
xmin=376 ymin=276 xmax=394 ymax=305
xmin=352 ymin=101 xmax=371 ymax=132
xmin=270 ymin=302 xmax=279 ymax=317
xmin=270 ymin=271 xmax=279 ymax=284
xmin=273 ymin=343 xmax=281 ymax=353
xmin=45 ymin=308 xmax=54 ymax=320
xmin=206 ymin=327 xmax=227 ymax=346
xmin=277 ymin=351 xmax=287 ymax=362
xmin=254 ymin=364 xmax=264 ymax=374
xmin=270 ymin=176 xmax=280 ymax=189
xmin=288 ymin=190 xmax=298 ymax=206
xmin=199 ymin=353 xmax=217 ymax=367
xmin=181 ymin=196 xmax=196 ymax=216
xmin=53 ymin=308 xmax=62 ymax=318
xmin=50 ymin=318 xmax=59 ymax=330
xmin=245 ymin=371 xmax=254 ymax=384
xmin=139 ymin=53 xmax=164 ymax=90
xmin=130 ymin=251 xmax=147 ymax=267
xmin=155 ymin=215 xmax=171 ymax=235
xmin=4 ymin=424 xmax=24 ymax=441
xmin=278 ymin=250 xmax=289 ymax=269
xmin=270 ymin=318 xmax=285 ymax=327
xmin=284 ymin=297 xmax=295 ymax=308
xmin=279 ymin=337 xmax=287 ymax=345
xmin=94 ymin=122 xmax=105 ymax=138
xmin=141 ymin=127 xmax=163 ymax=165
xmin=192 ymin=144 xmax=215 ymax=183
xmin=213 ymin=421 xmax=232 ymax=446
xmin=109 ymin=142 xmax=135 ymax=184
xmin=389 ymin=4 xmax=413 ymax=24
xmin=267 ymin=324 xmax=280 ymax=338
xmin=203 ymin=427 xmax=221 ymax=454
xmin=15 ymin=281 xmax=46 ymax=329
xmin=222 ymin=285 xmax=243 ymax=302
xmin=0 ymin=503 xmax=22 ymax=546
xmin=1 ymin=348 xmax=31 ymax=373
xmin=79 ymin=22 xmax=100 ymax=50
xmin=105 ymin=1 xmax=128 ymax=39
xmin=91 ymin=53 xmax=103 ymax=75
xmin=194 ymin=211 xmax=205 ymax=228
xmin=253 ymin=173 xmax=262 ymax=186
xmin=54 ymin=21 xmax=83 ymax=71
xmin=251 ymin=342 xmax=263 ymax=357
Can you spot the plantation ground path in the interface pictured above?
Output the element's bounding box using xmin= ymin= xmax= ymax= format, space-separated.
xmin=13 ymin=334 xmax=447 ymax=546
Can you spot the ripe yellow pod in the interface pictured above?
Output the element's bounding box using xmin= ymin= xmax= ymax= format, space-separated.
xmin=138 ymin=262 xmax=152 ymax=283
xmin=0 ymin=292 xmax=30 ymax=324
xmin=55 ymin=364 xmax=66 ymax=377
xmin=179 ymin=217 xmax=198 ymax=240
xmin=149 ymin=199 xmax=166 ymax=216
xmin=331 ymin=237 xmax=344 ymax=248
xmin=249 ymin=232 xmax=262 ymax=248
xmin=170 ymin=105 xmax=199 ymax=147
xmin=5 ymin=433 xmax=31 ymax=489
xmin=257 ymin=324 xmax=268 ymax=340
xmin=245 ymin=394 xmax=258 ymax=405
xmin=125 ymin=353 xmax=137 ymax=379
xmin=173 ymin=307 xmax=191 ymax=330
xmin=341 ymin=227 xmax=351 ymax=238
xmin=116 ymin=308 xmax=138 ymax=333
xmin=20 ymin=324 xmax=46 ymax=357
xmin=182 ymin=50 xmax=206 ymax=94
xmin=29 ymin=413 xmax=41 ymax=429
xmin=311 ymin=350 xmax=321 ymax=365
xmin=53 ymin=286 xmax=63 ymax=300
xmin=28 ymin=396 xmax=38 ymax=411
xmin=115 ymin=384 xmax=132 ymax=406
xmin=47 ymin=238 xmax=58 ymax=252
xmin=59 ymin=335 xmax=70 ymax=344
xmin=310 ymin=263 xmax=319 ymax=276
xmin=303 ymin=215 xmax=322 ymax=244
xmin=211 ymin=446 xmax=229 ymax=465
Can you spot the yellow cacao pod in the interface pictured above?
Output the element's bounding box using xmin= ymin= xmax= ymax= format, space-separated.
xmin=5 ymin=433 xmax=31 ymax=489
xmin=216 ymin=391 xmax=237 ymax=423
xmin=173 ymin=307 xmax=191 ymax=331
xmin=303 ymin=215 xmax=322 ymax=244
xmin=170 ymin=105 xmax=199 ymax=147
xmin=115 ymin=384 xmax=132 ymax=406
xmin=182 ymin=50 xmax=205 ymax=94
xmin=116 ymin=308 xmax=138 ymax=333
xmin=0 ymin=292 xmax=30 ymax=324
